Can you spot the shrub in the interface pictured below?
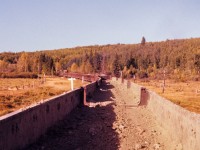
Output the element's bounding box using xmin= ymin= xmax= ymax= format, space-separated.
xmin=137 ymin=70 xmax=148 ymax=79
xmin=0 ymin=72 xmax=38 ymax=78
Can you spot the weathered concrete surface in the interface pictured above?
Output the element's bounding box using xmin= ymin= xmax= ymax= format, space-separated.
xmin=146 ymin=90 xmax=200 ymax=150
xmin=113 ymin=77 xmax=200 ymax=150
xmin=0 ymin=81 xmax=99 ymax=150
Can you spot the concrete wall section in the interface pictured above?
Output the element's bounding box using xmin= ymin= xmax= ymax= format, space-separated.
xmin=0 ymin=81 xmax=99 ymax=150
xmin=0 ymin=88 xmax=82 ymax=150
xmin=146 ymin=90 xmax=200 ymax=150
xmin=85 ymin=81 xmax=97 ymax=96
xmin=85 ymin=80 xmax=101 ymax=99
xmin=112 ymin=77 xmax=200 ymax=150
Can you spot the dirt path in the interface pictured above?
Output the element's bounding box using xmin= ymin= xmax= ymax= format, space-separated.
xmin=26 ymin=80 xmax=175 ymax=150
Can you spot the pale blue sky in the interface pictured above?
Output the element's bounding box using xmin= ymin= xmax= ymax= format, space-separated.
xmin=0 ymin=0 xmax=199 ymax=52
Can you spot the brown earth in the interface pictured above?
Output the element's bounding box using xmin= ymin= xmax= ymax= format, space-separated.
xmin=0 ymin=78 xmax=88 ymax=116
xmin=26 ymin=80 xmax=179 ymax=150
xmin=136 ymin=79 xmax=200 ymax=114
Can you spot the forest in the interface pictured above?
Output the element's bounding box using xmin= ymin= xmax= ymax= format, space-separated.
xmin=0 ymin=37 xmax=200 ymax=81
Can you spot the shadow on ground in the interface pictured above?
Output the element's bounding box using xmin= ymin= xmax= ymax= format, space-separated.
xmin=25 ymin=81 xmax=119 ymax=150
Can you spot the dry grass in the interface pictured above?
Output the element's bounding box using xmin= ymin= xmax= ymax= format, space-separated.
xmin=136 ymin=79 xmax=200 ymax=114
xmin=0 ymin=77 xmax=88 ymax=116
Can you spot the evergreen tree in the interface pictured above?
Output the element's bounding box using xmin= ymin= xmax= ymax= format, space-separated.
xmin=93 ymin=52 xmax=103 ymax=73
xmin=194 ymin=54 xmax=200 ymax=73
xmin=126 ymin=57 xmax=138 ymax=69
xmin=141 ymin=36 xmax=146 ymax=45
xmin=113 ymin=54 xmax=121 ymax=77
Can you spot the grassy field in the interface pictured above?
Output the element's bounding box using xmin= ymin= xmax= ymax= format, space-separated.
xmin=0 ymin=77 xmax=88 ymax=116
xmin=136 ymin=79 xmax=200 ymax=114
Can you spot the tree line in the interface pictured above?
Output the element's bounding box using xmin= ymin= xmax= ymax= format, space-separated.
xmin=0 ymin=37 xmax=200 ymax=81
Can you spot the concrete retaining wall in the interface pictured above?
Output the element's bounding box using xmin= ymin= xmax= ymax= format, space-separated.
xmin=146 ymin=90 xmax=200 ymax=150
xmin=0 ymin=81 xmax=99 ymax=150
xmin=112 ymin=77 xmax=200 ymax=150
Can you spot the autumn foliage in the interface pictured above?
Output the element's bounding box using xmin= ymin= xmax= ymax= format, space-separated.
xmin=0 ymin=38 xmax=200 ymax=80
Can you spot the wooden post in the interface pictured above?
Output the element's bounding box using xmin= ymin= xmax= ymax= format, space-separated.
xmin=82 ymin=76 xmax=84 ymax=84
xmin=133 ymin=75 xmax=136 ymax=83
xmin=44 ymin=73 xmax=46 ymax=83
xmin=83 ymin=86 xmax=87 ymax=106
xmin=162 ymin=70 xmax=166 ymax=93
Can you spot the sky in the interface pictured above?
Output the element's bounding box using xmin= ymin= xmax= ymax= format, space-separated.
xmin=0 ymin=0 xmax=200 ymax=52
